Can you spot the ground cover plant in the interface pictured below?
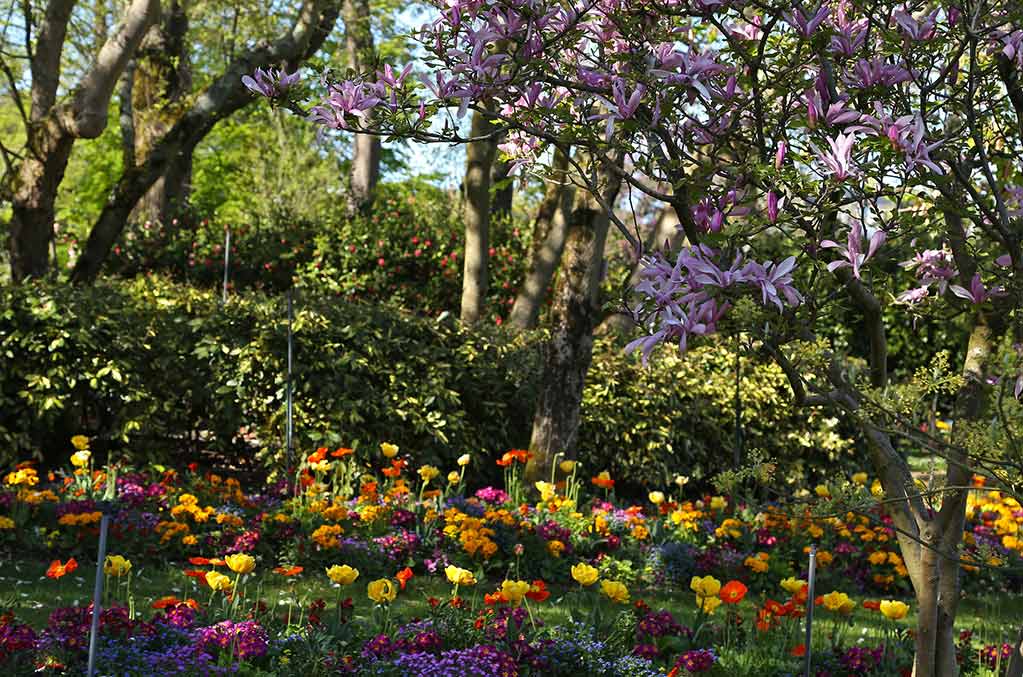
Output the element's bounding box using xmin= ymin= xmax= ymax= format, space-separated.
xmin=1 ymin=437 xmax=1022 ymax=675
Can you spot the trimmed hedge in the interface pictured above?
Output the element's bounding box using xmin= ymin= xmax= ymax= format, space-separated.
xmin=0 ymin=278 xmax=853 ymax=490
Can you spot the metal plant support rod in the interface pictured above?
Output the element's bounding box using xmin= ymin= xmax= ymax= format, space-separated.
xmin=285 ymin=290 xmax=294 ymax=483
xmin=222 ymin=227 xmax=231 ymax=304
xmin=804 ymin=544 xmax=818 ymax=677
xmin=86 ymin=507 xmax=112 ymax=677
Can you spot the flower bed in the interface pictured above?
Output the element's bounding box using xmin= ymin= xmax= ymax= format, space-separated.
xmin=1 ymin=438 xmax=1021 ymax=675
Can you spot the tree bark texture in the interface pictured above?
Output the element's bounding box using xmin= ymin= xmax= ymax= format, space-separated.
xmin=507 ymin=148 xmax=572 ymax=330
xmin=5 ymin=0 xmax=161 ymax=281
xmin=490 ymin=154 xmax=513 ymax=221
xmin=70 ymin=0 xmax=340 ymax=283
xmin=130 ymin=0 xmax=193 ymax=224
xmin=459 ymin=106 xmax=497 ymax=324
xmin=524 ymin=157 xmax=621 ymax=482
xmin=343 ymin=0 xmax=380 ymax=214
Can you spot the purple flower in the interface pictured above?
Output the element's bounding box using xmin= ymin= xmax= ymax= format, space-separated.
xmin=242 ymin=67 xmax=300 ymax=98
xmin=811 ymin=132 xmax=858 ymax=180
xmin=821 ymin=221 xmax=885 ymax=279
xmin=950 ymin=273 xmax=1006 ymax=304
xmin=786 ymin=6 xmax=830 ymax=37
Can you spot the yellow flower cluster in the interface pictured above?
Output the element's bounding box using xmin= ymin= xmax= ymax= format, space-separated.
xmin=715 ymin=518 xmax=743 ymax=539
xmin=4 ymin=467 xmax=39 ymax=487
xmin=744 ymin=552 xmax=770 ymax=573
xmin=171 ymin=494 xmax=215 ymax=523
xmin=819 ymin=590 xmax=855 ymax=613
xmin=0 ymin=516 xmax=14 ymax=529
xmin=668 ymin=502 xmax=705 ymax=531
xmin=215 ymin=513 xmax=244 ymax=528
xmin=156 ymin=520 xmax=191 ymax=544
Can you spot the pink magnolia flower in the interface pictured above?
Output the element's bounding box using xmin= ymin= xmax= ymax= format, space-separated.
xmin=821 ymin=221 xmax=885 ymax=279
xmin=893 ymin=8 xmax=939 ymax=41
xmin=950 ymin=273 xmax=1006 ymax=304
xmin=242 ymin=67 xmax=300 ymax=98
xmin=811 ymin=132 xmax=859 ymax=180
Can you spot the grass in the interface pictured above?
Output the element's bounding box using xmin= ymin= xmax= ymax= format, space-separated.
xmin=3 ymin=554 xmax=1020 ymax=655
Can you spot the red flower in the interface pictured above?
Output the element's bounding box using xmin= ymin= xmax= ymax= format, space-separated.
xmin=396 ymin=567 xmax=414 ymax=590
xmin=152 ymin=596 xmax=181 ymax=609
xmin=307 ymin=447 xmax=328 ymax=463
xmin=184 ymin=570 xmax=208 ymax=584
xmin=188 ymin=557 xmax=212 ymax=566
xmin=46 ymin=558 xmax=77 ymax=579
xmin=862 ymin=599 xmax=881 ymax=611
xmin=331 ymin=447 xmax=354 ymax=458
xmin=719 ymin=580 xmax=748 ymax=604
xmin=273 ymin=565 xmax=304 ymax=576
xmin=790 ymin=644 xmax=807 ymax=657
xmin=525 ymin=580 xmax=550 ymax=603
xmin=484 ymin=592 xmax=508 ymax=605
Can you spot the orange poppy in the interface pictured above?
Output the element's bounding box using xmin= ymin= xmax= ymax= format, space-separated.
xmin=331 ymin=447 xmax=354 ymax=458
xmin=719 ymin=580 xmax=748 ymax=604
xmin=152 ymin=596 xmax=182 ymax=609
xmin=307 ymin=448 xmax=328 ymax=463
xmin=46 ymin=558 xmax=78 ymax=579
xmin=862 ymin=599 xmax=881 ymax=611
xmin=790 ymin=644 xmax=807 ymax=657
xmin=396 ymin=567 xmax=414 ymax=590
xmin=763 ymin=599 xmax=786 ymax=616
xmin=591 ymin=475 xmax=615 ymax=489
xmin=184 ymin=569 xmax=208 ymax=584
xmin=484 ymin=591 xmax=508 ymax=605
xmin=382 ymin=460 xmax=407 ymax=478
xmin=273 ymin=565 xmax=304 ymax=576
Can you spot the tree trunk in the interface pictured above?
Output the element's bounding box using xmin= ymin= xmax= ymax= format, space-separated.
xmin=131 ymin=0 xmax=193 ymax=224
xmin=7 ymin=124 xmax=75 ymax=280
xmin=70 ymin=0 xmax=340 ymax=283
xmin=460 ymin=106 xmax=497 ymax=324
xmin=343 ymin=0 xmax=380 ymax=214
xmin=507 ymin=148 xmax=572 ymax=330
xmin=490 ymin=154 xmax=513 ymax=221
xmin=1007 ymin=624 xmax=1023 ymax=677
xmin=5 ymin=0 xmax=160 ymax=282
xmin=524 ymin=155 xmax=621 ymax=482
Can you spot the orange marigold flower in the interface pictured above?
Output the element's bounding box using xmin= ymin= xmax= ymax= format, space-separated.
xmin=719 ymin=580 xmax=748 ymax=604
xmin=46 ymin=558 xmax=77 ymax=579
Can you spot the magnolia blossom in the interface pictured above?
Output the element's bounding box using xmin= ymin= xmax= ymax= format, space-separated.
xmin=949 ymin=273 xmax=1006 ymax=305
xmin=821 ymin=222 xmax=886 ymax=279
xmin=242 ymin=67 xmax=300 ymax=98
xmin=811 ymin=132 xmax=858 ymax=180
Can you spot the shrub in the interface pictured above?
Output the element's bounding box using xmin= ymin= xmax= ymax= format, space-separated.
xmin=0 ymin=278 xmax=853 ymax=491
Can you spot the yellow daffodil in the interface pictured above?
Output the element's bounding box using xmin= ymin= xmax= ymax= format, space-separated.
xmin=103 ymin=555 xmax=132 ymax=577
xmin=224 ymin=553 xmax=255 ymax=575
xmin=444 ymin=565 xmax=476 ymax=587
xmin=879 ymin=600 xmax=909 ymax=620
xmin=571 ymin=563 xmax=599 ymax=586
xmin=326 ymin=564 xmax=360 ymax=585
xmin=600 ymin=579 xmax=629 ymax=604
xmin=367 ymin=578 xmax=397 ymax=603
xmin=690 ymin=575 xmax=722 ymax=598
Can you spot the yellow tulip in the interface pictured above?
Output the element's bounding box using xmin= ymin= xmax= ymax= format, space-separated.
xmin=444 ymin=565 xmax=476 ymax=587
xmin=559 ymin=460 xmax=577 ymax=473
xmin=380 ymin=443 xmax=399 ymax=458
xmin=206 ymin=571 xmax=233 ymax=592
xmin=600 ymin=579 xmax=630 ymax=604
xmin=851 ymin=472 xmax=868 ymax=486
xmin=367 ymin=578 xmax=397 ymax=603
xmin=820 ymin=591 xmax=855 ymax=614
xmin=224 ymin=553 xmax=256 ymax=575
xmin=879 ymin=600 xmax=910 ymax=620
xmin=571 ymin=563 xmax=599 ymax=586
xmin=689 ymin=575 xmax=722 ymax=598
xmin=447 ymin=471 xmax=461 ymax=484
xmin=648 ymin=491 xmax=665 ymax=505
xmin=500 ymin=579 xmax=531 ymax=606
xmin=71 ymin=435 xmax=90 ymax=451
xmin=815 ymin=484 xmax=831 ymax=498
xmin=457 ymin=454 xmax=471 ymax=466
xmin=418 ymin=465 xmax=440 ymax=483
xmin=780 ymin=577 xmax=806 ymax=595
xmin=103 ymin=555 xmax=132 ymax=577
xmin=70 ymin=450 xmax=91 ymax=468
xmin=326 ymin=564 xmax=359 ymax=585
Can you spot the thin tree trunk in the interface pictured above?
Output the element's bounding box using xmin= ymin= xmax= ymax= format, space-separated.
xmin=70 ymin=0 xmax=340 ymax=283
xmin=460 ymin=106 xmax=497 ymax=324
xmin=490 ymin=154 xmax=513 ymax=221
xmin=508 ymin=148 xmax=572 ymax=330
xmin=343 ymin=0 xmax=380 ymax=214
xmin=524 ymin=155 xmax=621 ymax=482
xmin=1007 ymin=624 xmax=1023 ymax=677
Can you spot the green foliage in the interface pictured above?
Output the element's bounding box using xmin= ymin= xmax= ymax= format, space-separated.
xmin=578 ymin=337 xmax=855 ymax=494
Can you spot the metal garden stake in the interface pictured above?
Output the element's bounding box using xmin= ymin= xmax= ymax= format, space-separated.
xmin=285 ymin=290 xmax=294 ymax=483
xmin=86 ymin=496 xmax=117 ymax=677
xmin=804 ymin=544 xmax=818 ymax=677
xmin=222 ymin=226 xmax=231 ymax=304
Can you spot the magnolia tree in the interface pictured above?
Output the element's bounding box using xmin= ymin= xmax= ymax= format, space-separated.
xmin=246 ymin=0 xmax=1023 ymax=673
